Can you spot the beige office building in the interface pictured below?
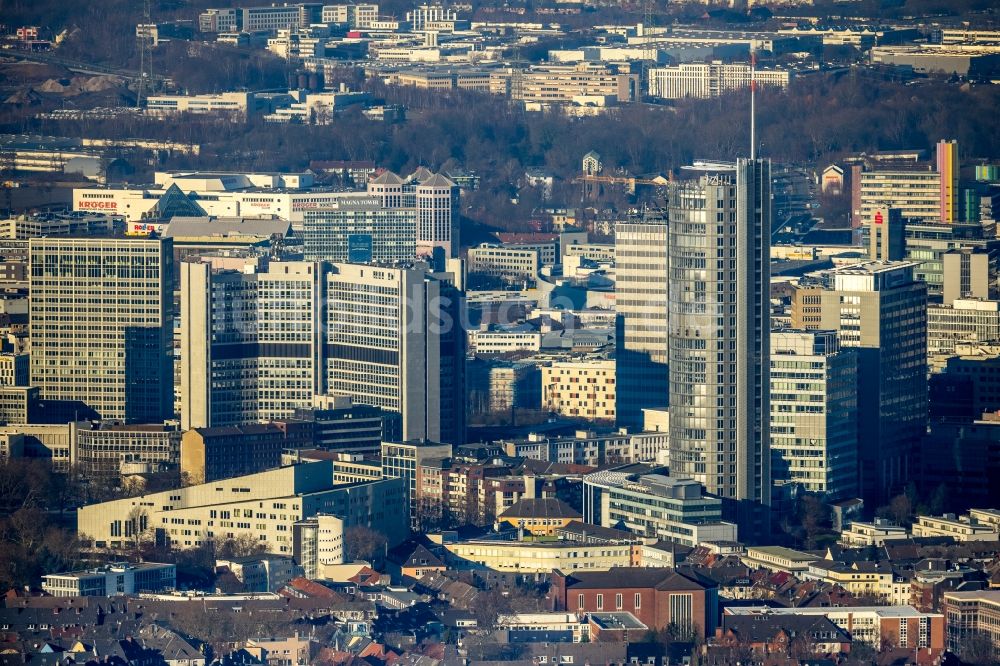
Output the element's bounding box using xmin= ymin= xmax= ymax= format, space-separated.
xmin=942 ymin=247 xmax=996 ymax=305
xmin=180 ymin=259 xmax=323 ymax=429
xmin=467 ymin=245 xmax=540 ymax=280
xmin=857 ymin=168 xmax=941 ymax=224
xmin=542 ymin=359 xmax=616 ymax=422
xmin=77 ymin=461 xmax=408 ymax=555
xmin=801 ymin=261 xmax=927 ymax=505
xmin=29 ymin=237 xmax=174 ymax=422
xmin=512 ymin=63 xmax=638 ymax=104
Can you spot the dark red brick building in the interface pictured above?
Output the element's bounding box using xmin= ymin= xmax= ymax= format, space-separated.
xmin=550 ymin=567 xmax=718 ymax=637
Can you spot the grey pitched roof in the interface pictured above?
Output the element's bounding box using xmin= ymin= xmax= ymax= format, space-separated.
xmin=499 ymin=498 xmax=581 ymax=521
xmin=418 ymin=173 xmax=455 ymax=188
xmin=370 ymin=171 xmax=403 ymax=185
xmin=559 ymin=567 xmax=714 ymax=592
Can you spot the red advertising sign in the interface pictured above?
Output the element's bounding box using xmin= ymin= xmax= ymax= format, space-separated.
xmin=874 ymin=210 xmax=883 ymax=225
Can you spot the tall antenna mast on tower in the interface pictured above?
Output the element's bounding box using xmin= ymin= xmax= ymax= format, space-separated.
xmin=137 ymin=0 xmax=153 ymax=108
xmin=750 ymin=49 xmax=757 ymax=160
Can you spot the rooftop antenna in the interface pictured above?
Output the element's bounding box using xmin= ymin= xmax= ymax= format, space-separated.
xmin=750 ymin=49 xmax=757 ymax=160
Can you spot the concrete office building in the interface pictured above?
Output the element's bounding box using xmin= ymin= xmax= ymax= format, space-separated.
xmin=467 ymin=245 xmax=540 ymax=281
xmin=0 ymin=387 xmax=39 ymax=425
xmin=303 ymin=202 xmax=417 ymax=264
xmin=615 ymin=212 xmax=669 ymax=429
xmin=0 ymin=212 xmax=121 ymax=240
xmin=76 ymin=423 xmax=181 ymax=480
xmin=42 ymin=563 xmax=176 ymax=597
xmin=856 ymin=168 xmax=941 ymax=224
xmin=180 ymin=422 xmax=311 ymax=484
xmin=902 ymin=221 xmax=994 ymax=295
xmin=498 ymin=429 xmax=667 ymax=467
xmin=867 ymin=207 xmax=905 ymax=261
xmin=583 ymin=467 xmax=737 ymax=547
xmin=667 ymin=159 xmax=771 ymax=538
xmin=290 ymin=396 xmax=392 ymax=452
xmin=943 ymin=246 xmax=998 ymax=305
xmin=770 ymin=330 xmax=858 ymax=500
xmin=542 ymin=359 xmax=617 ymax=422
xmin=241 ymin=5 xmax=301 ymax=32
xmin=29 ymin=237 xmax=173 ymax=423
xmin=321 ymin=4 xmax=379 ymax=28
xmin=805 ymin=261 xmax=927 ymax=505
xmin=146 ymin=92 xmax=254 ymax=118
xmin=0 ymin=422 xmax=83 ymax=472
xmin=942 ymin=590 xmax=1000 ymax=655
xmin=512 ymin=63 xmax=639 ymax=104
xmin=325 ymin=263 xmax=465 ymax=443
xmin=76 ymin=460 xmax=408 ymax=555
xmin=381 ymin=439 xmax=452 ymax=523
xmin=181 ymin=259 xmax=464 ymax=443
xmin=648 ymin=62 xmax=790 ymax=99
xmin=180 ymin=259 xmax=323 ymax=429
xmin=199 ymin=8 xmax=239 ymax=32
xmin=0 ymin=353 xmax=28 ymax=387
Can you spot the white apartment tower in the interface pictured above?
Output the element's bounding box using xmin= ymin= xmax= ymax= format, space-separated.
xmin=667 ymin=159 xmax=771 ymax=539
xmin=29 ymin=237 xmax=174 ymax=422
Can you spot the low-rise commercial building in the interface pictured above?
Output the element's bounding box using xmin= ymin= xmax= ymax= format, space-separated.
xmin=583 ymin=467 xmax=736 ymax=547
xmin=42 ymin=562 xmax=176 ymax=597
xmin=942 ymin=590 xmax=1000 ymax=655
xmin=444 ymin=538 xmax=636 ymax=574
xmin=468 ymin=330 xmax=543 ymax=354
xmin=76 ymin=461 xmax=408 ymax=556
xmin=498 ymin=429 xmax=667 ymax=466
xmin=467 ymin=245 xmax=541 ymax=280
xmin=911 ymin=514 xmax=1000 ymax=542
xmin=724 ymin=606 xmax=945 ymax=654
xmin=77 ymin=423 xmax=181 ymax=480
xmin=741 ymin=546 xmax=817 ymax=574
xmin=146 ymin=92 xmax=255 ymax=118
xmin=840 ymin=520 xmax=910 ymax=547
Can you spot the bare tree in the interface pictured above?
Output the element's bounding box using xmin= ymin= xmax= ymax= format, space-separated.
xmin=344 ymin=525 xmax=387 ymax=563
